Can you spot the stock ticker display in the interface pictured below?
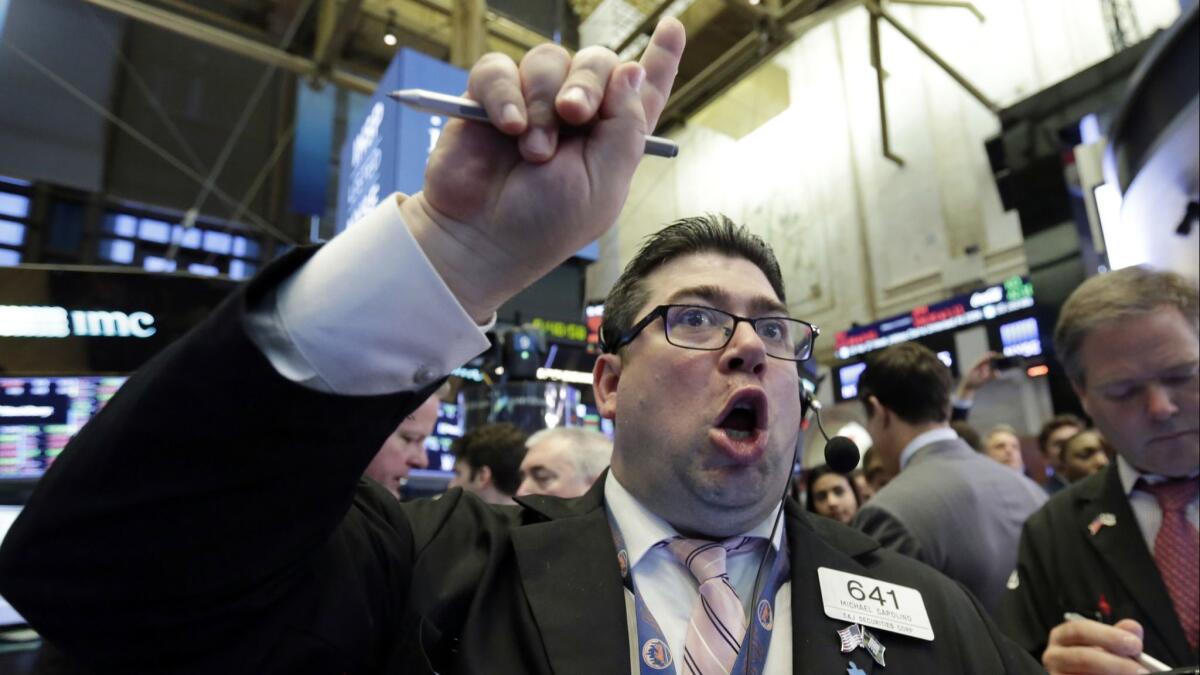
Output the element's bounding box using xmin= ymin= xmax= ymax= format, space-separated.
xmin=0 ymin=376 xmax=127 ymax=478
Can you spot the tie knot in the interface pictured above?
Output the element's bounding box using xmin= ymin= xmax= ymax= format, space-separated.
xmin=1140 ymin=477 xmax=1199 ymax=512
xmin=666 ymin=537 xmax=762 ymax=583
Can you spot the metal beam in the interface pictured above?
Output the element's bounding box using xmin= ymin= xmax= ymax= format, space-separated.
xmin=404 ymin=0 xmax=554 ymax=52
xmin=613 ymin=0 xmax=678 ymax=55
xmin=314 ymin=0 xmax=366 ymax=74
xmin=83 ymin=0 xmax=377 ymax=93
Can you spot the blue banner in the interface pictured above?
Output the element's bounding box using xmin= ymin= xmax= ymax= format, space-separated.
xmin=336 ymin=49 xmax=467 ymax=233
xmin=290 ymin=82 xmax=336 ymax=216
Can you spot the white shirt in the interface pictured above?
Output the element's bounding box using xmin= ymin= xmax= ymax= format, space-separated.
xmin=1116 ymin=455 xmax=1200 ymax=555
xmin=605 ymin=474 xmax=792 ymax=674
xmin=244 ymin=196 xmax=794 ymax=671
xmin=246 ymin=194 xmax=493 ymax=395
xmin=898 ymin=427 xmax=959 ymax=471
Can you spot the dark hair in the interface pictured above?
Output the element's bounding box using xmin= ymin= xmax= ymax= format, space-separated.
xmin=857 ymin=342 xmax=954 ymax=425
xmin=804 ymin=465 xmax=861 ymax=514
xmin=950 ymin=420 xmax=983 ymax=451
xmin=1036 ymin=414 xmax=1086 ymax=455
xmin=451 ymin=423 xmax=528 ymax=496
xmin=600 ymin=214 xmax=786 ymax=352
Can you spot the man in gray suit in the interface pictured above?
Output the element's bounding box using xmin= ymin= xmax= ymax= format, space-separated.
xmin=851 ymin=343 xmax=1047 ymax=615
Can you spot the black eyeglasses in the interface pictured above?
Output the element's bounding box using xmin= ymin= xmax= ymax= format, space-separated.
xmin=604 ymin=304 xmax=819 ymax=361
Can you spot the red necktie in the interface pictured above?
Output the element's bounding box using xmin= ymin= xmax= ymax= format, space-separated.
xmin=1141 ymin=478 xmax=1199 ymax=651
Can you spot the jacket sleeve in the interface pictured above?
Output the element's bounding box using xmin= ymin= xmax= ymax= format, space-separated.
xmin=0 ymin=249 xmax=439 ymax=672
xmin=958 ymin=578 xmax=1048 ymax=674
xmin=853 ymin=504 xmax=934 ymax=567
xmin=999 ymin=511 xmax=1059 ymax=660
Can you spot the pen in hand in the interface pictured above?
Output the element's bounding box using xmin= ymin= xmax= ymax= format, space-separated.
xmin=1063 ymin=612 xmax=1172 ymax=673
xmin=390 ymin=89 xmax=679 ymax=159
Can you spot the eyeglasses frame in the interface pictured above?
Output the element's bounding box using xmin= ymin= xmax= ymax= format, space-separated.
xmin=604 ymin=303 xmax=820 ymax=362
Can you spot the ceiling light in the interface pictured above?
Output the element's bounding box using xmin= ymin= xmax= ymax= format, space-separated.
xmin=383 ymin=11 xmax=398 ymax=46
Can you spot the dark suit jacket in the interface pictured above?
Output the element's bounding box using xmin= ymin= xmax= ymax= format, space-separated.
xmin=852 ymin=438 xmax=1048 ymax=616
xmin=0 ymin=250 xmax=1043 ymax=674
xmin=1001 ymin=463 xmax=1199 ymax=667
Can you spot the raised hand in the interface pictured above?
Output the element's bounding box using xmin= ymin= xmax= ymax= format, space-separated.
xmin=401 ymin=19 xmax=686 ymax=322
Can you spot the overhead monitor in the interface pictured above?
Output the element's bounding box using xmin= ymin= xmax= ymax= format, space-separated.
xmin=0 ymin=375 xmax=127 ymax=480
xmin=835 ymin=361 xmax=868 ymax=403
xmin=999 ymin=316 xmax=1044 ymax=358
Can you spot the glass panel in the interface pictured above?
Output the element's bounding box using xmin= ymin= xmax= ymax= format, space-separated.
xmin=0 ymin=220 xmax=24 ymax=246
xmin=171 ymin=225 xmax=202 ymax=249
xmin=187 ymin=263 xmax=219 ymax=277
xmin=143 ymin=255 xmax=177 ymax=272
xmin=0 ymin=192 xmax=30 ymax=219
xmin=202 ymin=230 xmax=232 ymax=255
xmin=98 ymin=238 xmax=135 ymax=264
xmin=139 ymin=219 xmax=173 ymax=244
xmin=0 ymin=248 xmax=20 ymax=266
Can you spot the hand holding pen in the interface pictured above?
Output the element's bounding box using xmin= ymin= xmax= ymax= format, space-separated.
xmin=394 ymin=19 xmax=686 ymax=324
xmin=1042 ymin=613 xmax=1172 ymax=674
xmin=392 ymin=90 xmax=678 ymax=158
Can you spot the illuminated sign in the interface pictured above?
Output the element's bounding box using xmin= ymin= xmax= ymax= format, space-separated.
xmin=584 ymin=302 xmax=604 ymax=351
xmin=999 ymin=317 xmax=1043 ymax=358
xmin=336 ymin=50 xmax=468 ymax=233
xmin=0 ymin=306 xmax=157 ymax=338
xmin=531 ymin=318 xmax=588 ymax=343
xmin=536 ymin=367 xmax=593 ymax=385
xmin=834 ymin=276 xmax=1035 ymax=360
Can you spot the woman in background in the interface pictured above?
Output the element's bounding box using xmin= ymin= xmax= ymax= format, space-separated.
xmin=804 ymin=464 xmax=862 ymax=525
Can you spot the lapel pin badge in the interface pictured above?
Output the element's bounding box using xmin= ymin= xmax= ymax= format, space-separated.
xmin=1088 ymin=512 xmax=1117 ymax=536
xmin=838 ymin=624 xmax=864 ymax=653
xmin=861 ymin=626 xmax=887 ymax=667
xmin=641 ymin=638 xmax=671 ymax=670
xmin=846 ymin=660 xmax=867 ymax=675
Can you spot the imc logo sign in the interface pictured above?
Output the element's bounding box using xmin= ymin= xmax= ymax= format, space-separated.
xmin=0 ymin=305 xmax=157 ymax=338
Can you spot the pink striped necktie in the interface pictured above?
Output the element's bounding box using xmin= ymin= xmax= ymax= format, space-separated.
xmin=667 ymin=536 xmax=763 ymax=675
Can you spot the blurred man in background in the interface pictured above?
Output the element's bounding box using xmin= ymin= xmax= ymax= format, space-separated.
xmin=1036 ymin=414 xmax=1086 ymax=495
xmin=984 ymin=424 xmax=1025 ymax=473
xmin=1003 ymin=266 xmax=1199 ymax=674
xmin=449 ymin=423 xmax=527 ymax=505
xmin=363 ymin=392 xmax=440 ymax=499
xmin=861 ymin=446 xmax=894 ymax=494
xmin=516 ymin=426 xmax=612 ymax=499
xmin=1059 ymin=429 xmax=1111 ymax=483
xmin=853 ymin=342 xmax=1047 ymax=616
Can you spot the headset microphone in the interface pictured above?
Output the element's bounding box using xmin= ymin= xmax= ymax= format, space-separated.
xmin=803 ymin=389 xmax=861 ymax=474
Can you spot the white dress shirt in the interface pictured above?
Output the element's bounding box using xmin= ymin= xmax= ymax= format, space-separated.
xmin=246 ymin=194 xmax=492 ymax=395
xmin=244 ymin=196 xmax=794 ymax=670
xmin=1116 ymin=455 xmax=1200 ymax=555
xmin=898 ymin=427 xmax=960 ymax=471
xmin=605 ymin=474 xmax=792 ymax=674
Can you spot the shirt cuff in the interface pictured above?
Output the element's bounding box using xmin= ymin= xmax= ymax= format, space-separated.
xmin=247 ymin=194 xmax=493 ymax=395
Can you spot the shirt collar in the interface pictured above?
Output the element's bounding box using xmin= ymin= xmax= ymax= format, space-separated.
xmin=603 ymin=471 xmax=784 ymax=570
xmin=899 ymin=426 xmax=959 ymax=471
xmin=1117 ymin=454 xmax=1200 ymax=495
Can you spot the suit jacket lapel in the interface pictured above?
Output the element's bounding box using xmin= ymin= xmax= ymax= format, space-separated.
xmin=786 ymin=500 xmax=883 ymax=675
xmin=1078 ymin=465 xmax=1192 ymax=664
xmin=511 ymin=477 xmax=631 ymax=675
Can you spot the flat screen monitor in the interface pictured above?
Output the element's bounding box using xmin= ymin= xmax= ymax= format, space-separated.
xmin=835 ymin=361 xmax=868 ymax=402
xmin=0 ymin=375 xmax=127 ymax=479
xmin=421 ymin=399 xmax=465 ymax=474
xmin=999 ymin=316 xmax=1043 ymax=358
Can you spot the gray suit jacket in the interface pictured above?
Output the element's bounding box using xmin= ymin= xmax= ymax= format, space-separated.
xmin=852 ymin=437 xmax=1048 ymax=615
